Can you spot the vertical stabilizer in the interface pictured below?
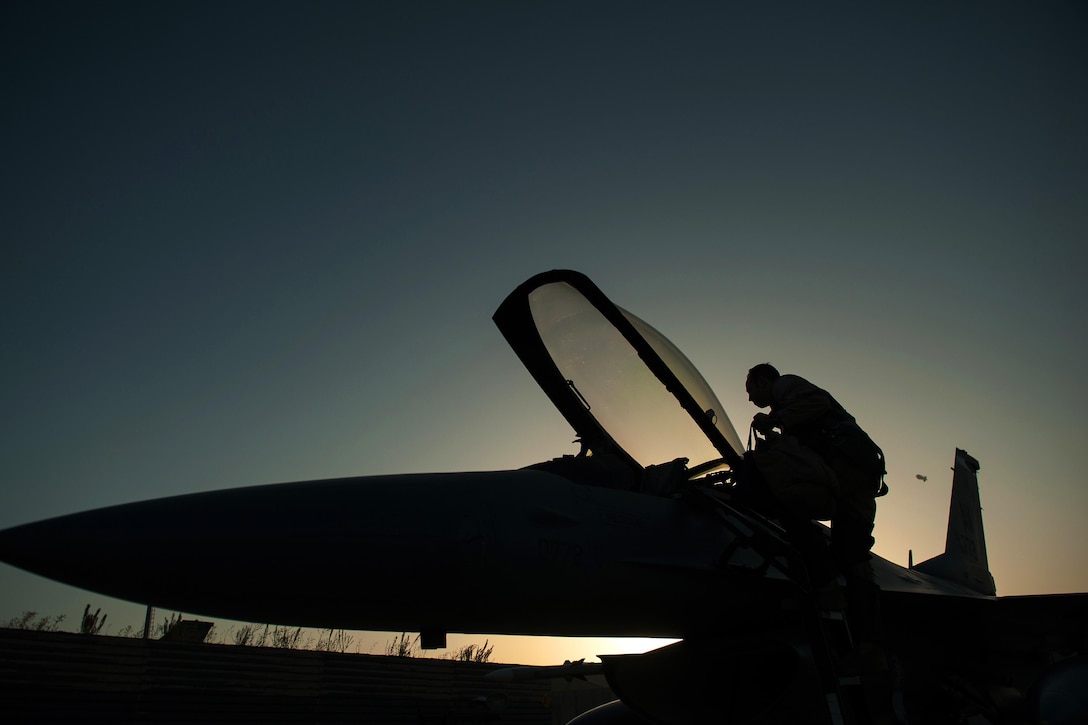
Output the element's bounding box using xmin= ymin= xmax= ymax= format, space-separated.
xmin=911 ymin=449 xmax=997 ymax=596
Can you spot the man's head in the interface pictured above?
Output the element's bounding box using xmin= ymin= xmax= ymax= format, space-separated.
xmin=746 ymin=363 xmax=780 ymax=408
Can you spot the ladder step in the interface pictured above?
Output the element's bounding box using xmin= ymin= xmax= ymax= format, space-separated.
xmin=824 ymin=693 xmax=847 ymax=725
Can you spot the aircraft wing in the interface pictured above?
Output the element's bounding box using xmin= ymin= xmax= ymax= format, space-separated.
xmin=990 ymin=592 xmax=1088 ymax=652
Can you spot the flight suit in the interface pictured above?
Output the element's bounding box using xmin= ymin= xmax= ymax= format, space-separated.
xmin=760 ymin=374 xmax=885 ymax=643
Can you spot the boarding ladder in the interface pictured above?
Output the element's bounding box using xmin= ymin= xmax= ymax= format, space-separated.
xmin=688 ymin=485 xmax=891 ymax=725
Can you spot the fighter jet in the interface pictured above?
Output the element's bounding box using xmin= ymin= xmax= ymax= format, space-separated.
xmin=1 ymin=270 xmax=1084 ymax=724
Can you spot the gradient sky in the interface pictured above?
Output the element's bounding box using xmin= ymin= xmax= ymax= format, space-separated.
xmin=2 ymin=1 xmax=1085 ymax=665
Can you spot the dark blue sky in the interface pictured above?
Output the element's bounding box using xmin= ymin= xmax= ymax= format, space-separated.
xmin=2 ymin=1 xmax=1085 ymax=662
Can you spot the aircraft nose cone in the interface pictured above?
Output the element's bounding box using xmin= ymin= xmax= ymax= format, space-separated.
xmin=1 ymin=508 xmax=125 ymax=576
xmin=0 ymin=498 xmax=205 ymax=602
xmin=0 ymin=518 xmax=68 ymax=577
xmin=0 ymin=472 xmax=499 ymax=629
xmin=1 ymin=516 xmax=45 ymax=562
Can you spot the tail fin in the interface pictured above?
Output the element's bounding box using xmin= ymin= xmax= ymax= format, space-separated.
xmin=911 ymin=449 xmax=997 ymax=596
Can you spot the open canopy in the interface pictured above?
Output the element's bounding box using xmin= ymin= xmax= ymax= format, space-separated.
xmin=494 ymin=270 xmax=743 ymax=475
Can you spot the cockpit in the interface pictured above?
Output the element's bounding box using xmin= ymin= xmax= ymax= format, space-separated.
xmin=493 ymin=270 xmax=744 ymax=491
